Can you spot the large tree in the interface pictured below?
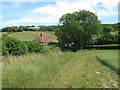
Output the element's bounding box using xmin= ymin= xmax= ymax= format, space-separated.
xmin=55 ymin=10 xmax=101 ymax=49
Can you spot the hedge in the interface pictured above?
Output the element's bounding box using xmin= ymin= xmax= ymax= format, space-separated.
xmin=87 ymin=44 xmax=119 ymax=49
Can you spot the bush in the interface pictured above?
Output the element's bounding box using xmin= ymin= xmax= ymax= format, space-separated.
xmin=41 ymin=46 xmax=51 ymax=53
xmin=24 ymin=41 xmax=50 ymax=53
xmin=95 ymin=33 xmax=118 ymax=45
xmin=24 ymin=41 xmax=43 ymax=53
xmin=48 ymin=45 xmax=61 ymax=51
xmin=2 ymin=35 xmax=28 ymax=55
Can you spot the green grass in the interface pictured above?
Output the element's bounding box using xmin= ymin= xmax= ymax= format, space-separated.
xmin=9 ymin=31 xmax=57 ymax=41
xmin=96 ymin=50 xmax=119 ymax=73
xmin=2 ymin=50 xmax=119 ymax=88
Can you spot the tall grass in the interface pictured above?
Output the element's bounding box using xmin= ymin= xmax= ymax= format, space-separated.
xmin=2 ymin=50 xmax=118 ymax=88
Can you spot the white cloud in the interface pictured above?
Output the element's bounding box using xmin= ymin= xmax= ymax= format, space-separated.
xmin=6 ymin=0 xmax=119 ymax=24
xmin=0 ymin=16 xmax=2 ymax=19
xmin=96 ymin=0 xmax=118 ymax=16
xmin=32 ymin=0 xmax=96 ymax=19
xmin=6 ymin=17 xmax=58 ymax=23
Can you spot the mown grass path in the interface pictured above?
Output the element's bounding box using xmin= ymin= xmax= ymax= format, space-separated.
xmin=2 ymin=50 xmax=118 ymax=88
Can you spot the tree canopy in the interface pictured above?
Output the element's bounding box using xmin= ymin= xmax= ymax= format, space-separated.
xmin=55 ymin=10 xmax=102 ymax=49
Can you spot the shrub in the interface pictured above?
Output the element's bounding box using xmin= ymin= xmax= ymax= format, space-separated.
xmin=2 ymin=35 xmax=28 ymax=55
xmin=48 ymin=45 xmax=61 ymax=51
xmin=95 ymin=30 xmax=119 ymax=45
xmin=41 ymin=46 xmax=51 ymax=53
xmin=24 ymin=41 xmax=50 ymax=53
xmin=24 ymin=41 xmax=42 ymax=53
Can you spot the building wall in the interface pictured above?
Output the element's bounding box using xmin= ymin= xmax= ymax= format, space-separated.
xmin=41 ymin=42 xmax=48 ymax=45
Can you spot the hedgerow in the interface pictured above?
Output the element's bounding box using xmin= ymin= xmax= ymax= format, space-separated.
xmin=87 ymin=44 xmax=119 ymax=50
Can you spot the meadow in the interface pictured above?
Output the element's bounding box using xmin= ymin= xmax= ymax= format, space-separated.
xmin=2 ymin=50 xmax=118 ymax=88
xmin=9 ymin=31 xmax=57 ymax=42
xmin=2 ymin=31 xmax=119 ymax=88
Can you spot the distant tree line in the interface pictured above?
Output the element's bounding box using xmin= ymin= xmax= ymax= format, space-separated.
xmin=1 ymin=25 xmax=59 ymax=32
xmin=1 ymin=24 xmax=119 ymax=33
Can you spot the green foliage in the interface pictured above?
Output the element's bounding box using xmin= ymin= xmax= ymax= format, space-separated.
xmin=56 ymin=10 xmax=101 ymax=49
xmin=2 ymin=34 xmax=51 ymax=55
xmin=87 ymin=44 xmax=119 ymax=49
xmin=101 ymin=23 xmax=119 ymax=31
xmin=24 ymin=41 xmax=43 ymax=53
xmin=95 ymin=25 xmax=118 ymax=44
xmin=41 ymin=46 xmax=51 ymax=53
xmin=24 ymin=41 xmax=50 ymax=53
xmin=48 ymin=45 xmax=61 ymax=52
xmin=103 ymin=25 xmax=113 ymax=33
xmin=96 ymin=33 xmax=118 ymax=44
xmin=38 ymin=26 xmax=55 ymax=31
xmin=2 ymin=34 xmax=28 ymax=55
xmin=2 ymin=26 xmax=23 ymax=32
xmin=2 ymin=25 xmax=59 ymax=32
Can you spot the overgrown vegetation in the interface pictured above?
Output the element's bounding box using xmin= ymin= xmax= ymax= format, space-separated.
xmin=2 ymin=33 xmax=28 ymax=55
xmin=2 ymin=33 xmax=51 ymax=55
xmin=2 ymin=50 xmax=118 ymax=88
xmin=24 ymin=41 xmax=50 ymax=53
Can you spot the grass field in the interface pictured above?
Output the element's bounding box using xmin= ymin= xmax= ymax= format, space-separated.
xmin=2 ymin=50 xmax=118 ymax=88
xmin=2 ymin=32 xmax=119 ymax=88
xmin=96 ymin=51 xmax=119 ymax=73
xmin=9 ymin=31 xmax=57 ymax=41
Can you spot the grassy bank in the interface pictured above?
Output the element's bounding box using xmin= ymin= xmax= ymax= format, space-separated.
xmin=2 ymin=50 xmax=118 ymax=88
xmin=96 ymin=50 xmax=119 ymax=73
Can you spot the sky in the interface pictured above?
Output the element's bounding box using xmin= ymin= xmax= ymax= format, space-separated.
xmin=0 ymin=0 xmax=119 ymax=28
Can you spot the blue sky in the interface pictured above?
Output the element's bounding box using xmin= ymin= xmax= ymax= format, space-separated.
xmin=1 ymin=0 xmax=118 ymax=28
